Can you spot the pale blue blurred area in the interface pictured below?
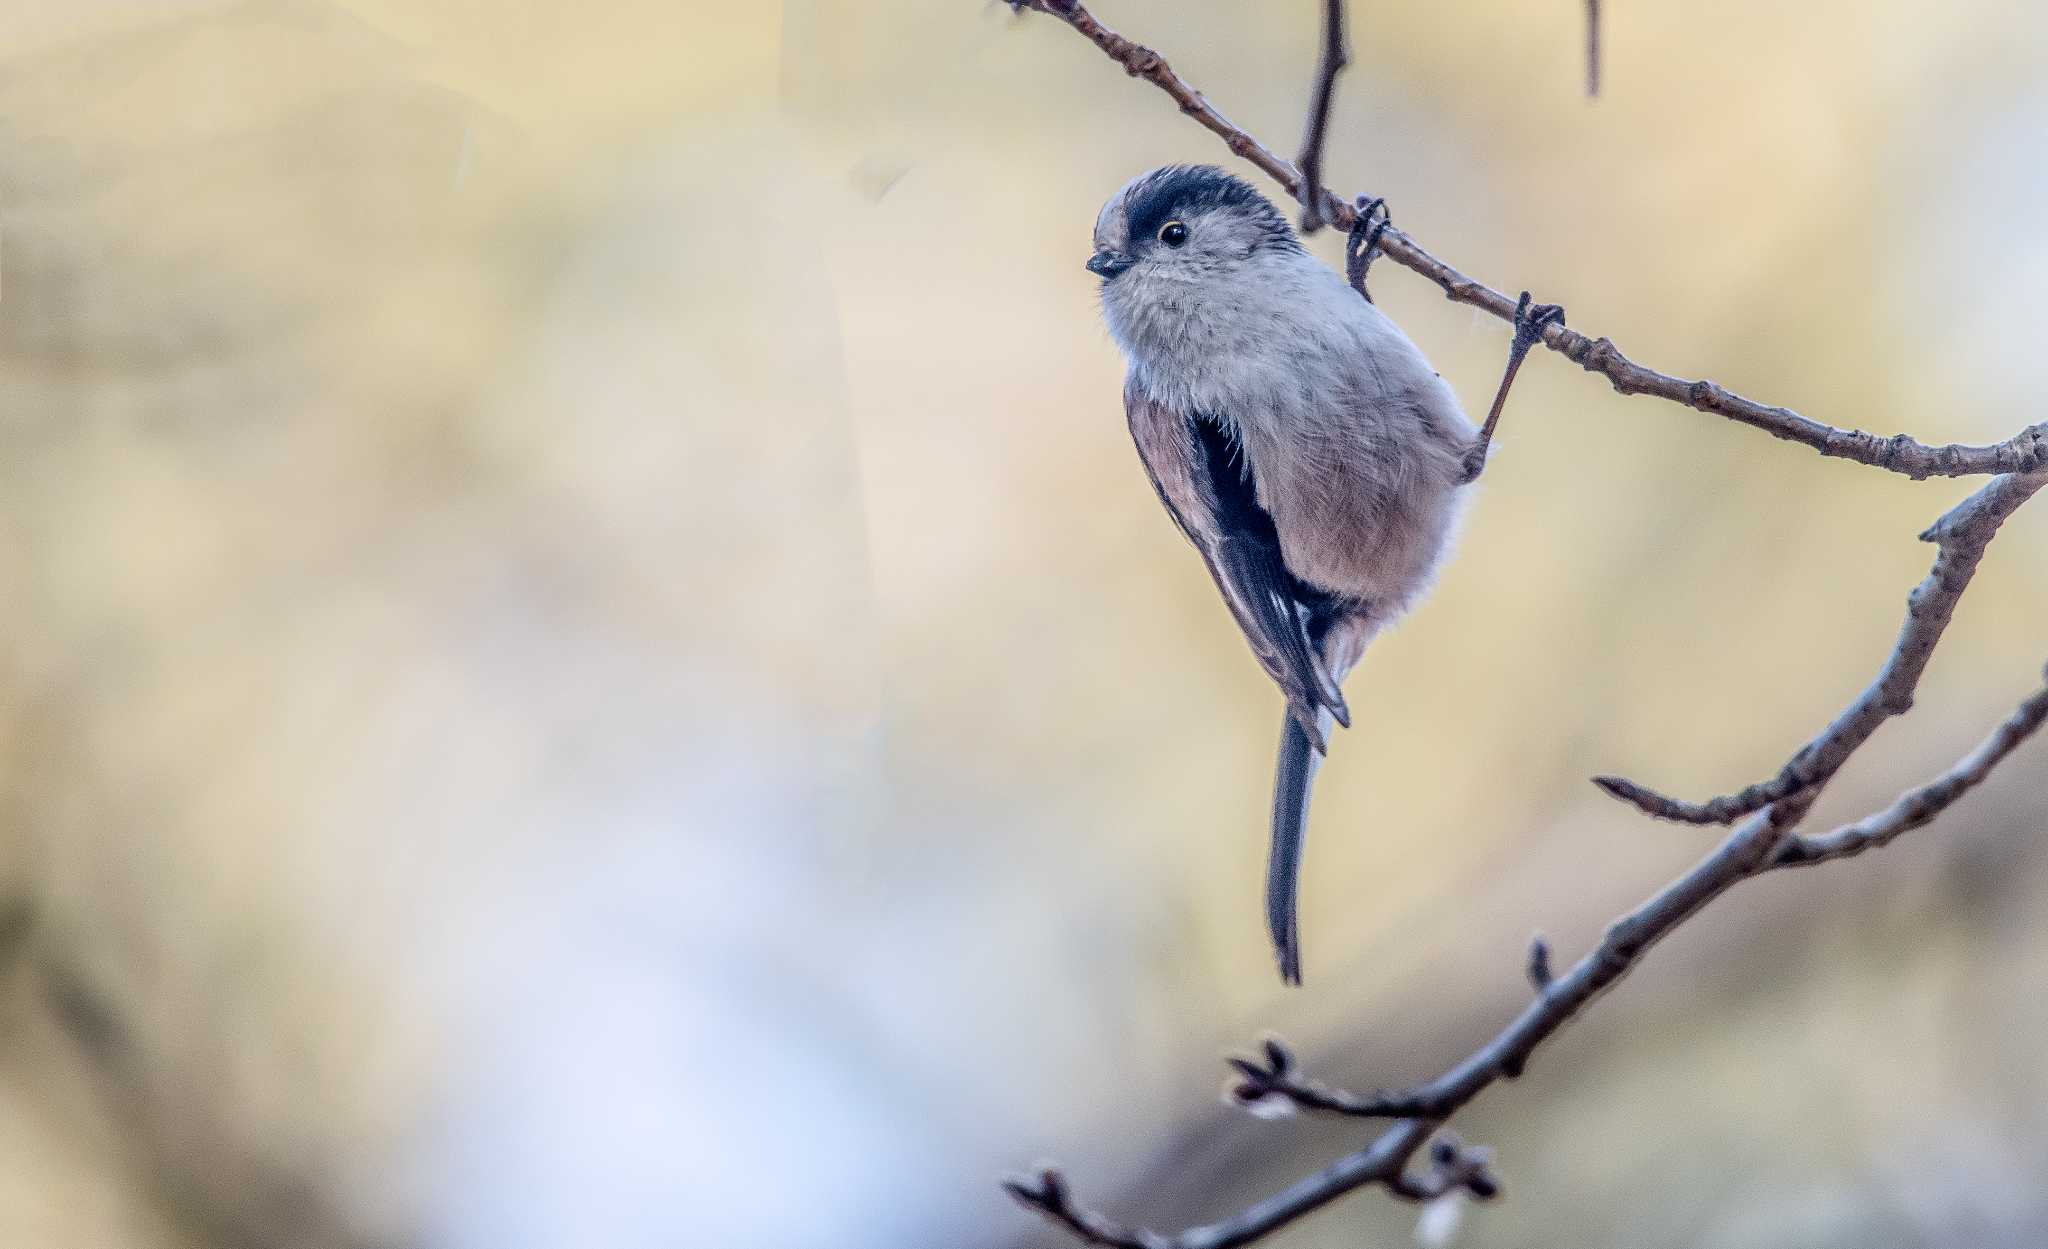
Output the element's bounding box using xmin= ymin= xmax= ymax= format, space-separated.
xmin=0 ymin=2 xmax=2045 ymax=1248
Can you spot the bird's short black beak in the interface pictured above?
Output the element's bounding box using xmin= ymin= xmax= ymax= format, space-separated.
xmin=1086 ymin=250 xmax=1136 ymax=279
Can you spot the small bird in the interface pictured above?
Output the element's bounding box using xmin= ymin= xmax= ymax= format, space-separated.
xmin=1087 ymin=166 xmax=1548 ymax=984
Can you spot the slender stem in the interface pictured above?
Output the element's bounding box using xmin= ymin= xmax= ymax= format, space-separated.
xmin=1295 ymin=0 xmax=1349 ymax=232
xmin=1586 ymin=0 xmax=1602 ymax=97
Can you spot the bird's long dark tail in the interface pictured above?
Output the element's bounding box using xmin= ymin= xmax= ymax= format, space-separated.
xmin=1269 ymin=707 xmax=1331 ymax=986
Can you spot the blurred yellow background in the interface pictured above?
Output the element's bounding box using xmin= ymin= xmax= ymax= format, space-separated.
xmin=1 ymin=2 xmax=2045 ymax=1247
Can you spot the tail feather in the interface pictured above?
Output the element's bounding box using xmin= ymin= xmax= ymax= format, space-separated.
xmin=1268 ymin=709 xmax=1330 ymax=986
xmin=1268 ymin=611 xmax=1377 ymax=986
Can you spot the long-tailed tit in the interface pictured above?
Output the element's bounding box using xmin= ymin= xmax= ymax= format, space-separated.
xmin=1086 ymin=165 xmax=1555 ymax=984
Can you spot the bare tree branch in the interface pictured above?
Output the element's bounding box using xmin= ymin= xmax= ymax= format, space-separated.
xmin=1038 ymin=413 xmax=2040 ymax=1234
xmin=1007 ymin=468 xmax=2045 ymax=1246
xmin=1294 ymin=0 xmax=1348 ymax=233
xmin=1005 ymin=0 xmax=2048 ymax=481
xmin=1004 ymin=1120 xmax=1495 ymax=1249
xmin=1595 ymin=469 xmax=2048 ymax=824
xmin=1006 ymin=800 xmax=1805 ymax=1246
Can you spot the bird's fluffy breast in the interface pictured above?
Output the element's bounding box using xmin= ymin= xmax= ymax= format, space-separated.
xmin=1111 ymin=249 xmax=1476 ymax=608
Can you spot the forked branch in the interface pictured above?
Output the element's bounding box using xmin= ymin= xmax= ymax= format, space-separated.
xmin=1595 ymin=468 xmax=2048 ymax=824
xmin=1007 ymin=475 xmax=2041 ymax=1244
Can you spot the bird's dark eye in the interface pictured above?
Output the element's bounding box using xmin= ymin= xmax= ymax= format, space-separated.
xmin=1158 ymin=220 xmax=1189 ymax=248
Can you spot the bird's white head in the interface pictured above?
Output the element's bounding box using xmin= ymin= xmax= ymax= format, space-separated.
xmin=1088 ymin=165 xmax=1307 ymax=358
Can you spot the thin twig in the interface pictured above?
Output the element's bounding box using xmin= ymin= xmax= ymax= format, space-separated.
xmin=1595 ymin=469 xmax=2048 ymax=824
xmin=1006 ymin=0 xmax=2048 ymax=481
xmin=1525 ymin=933 xmax=1553 ymax=990
xmin=1226 ymin=1037 xmax=1434 ymax=1118
xmin=1295 ymin=0 xmax=1348 ymax=232
xmin=1776 ymin=671 xmax=2048 ymax=867
xmin=1004 ymin=1120 xmax=1463 ymax=1249
xmin=1586 ymin=0 xmax=1601 ymax=98
xmin=1392 ymin=1135 xmax=1501 ymax=1201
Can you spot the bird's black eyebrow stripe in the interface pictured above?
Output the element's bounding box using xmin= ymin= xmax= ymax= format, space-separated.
xmin=1124 ymin=165 xmax=1302 ymax=253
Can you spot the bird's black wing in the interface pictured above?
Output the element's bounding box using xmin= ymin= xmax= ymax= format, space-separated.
xmin=1124 ymin=382 xmax=1349 ymax=749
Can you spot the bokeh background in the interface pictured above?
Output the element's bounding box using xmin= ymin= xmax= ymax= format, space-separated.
xmin=2 ymin=1 xmax=2046 ymax=1246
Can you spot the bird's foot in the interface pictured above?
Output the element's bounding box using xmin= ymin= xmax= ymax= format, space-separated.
xmin=1345 ymin=196 xmax=1392 ymax=303
xmin=1460 ymin=292 xmax=1565 ymax=483
xmin=1510 ymin=289 xmax=1566 ymax=355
